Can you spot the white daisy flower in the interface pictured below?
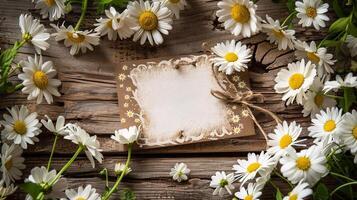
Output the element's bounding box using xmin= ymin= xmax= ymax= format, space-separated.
xmin=346 ymin=35 xmax=357 ymax=57
xmin=111 ymin=126 xmax=140 ymax=144
xmin=209 ymin=171 xmax=235 ymax=197
xmin=282 ymin=181 xmax=312 ymax=200
xmin=51 ymin=23 xmax=100 ymax=55
xmin=0 ymin=105 xmax=42 ymax=149
xmin=308 ymin=107 xmax=344 ymax=144
xmin=94 ymin=7 xmax=135 ymax=41
xmin=0 ymin=144 xmax=25 ymax=185
xmin=341 ymin=110 xmax=357 ymax=155
xmin=211 ymin=40 xmax=252 ymax=75
xmin=261 ymin=15 xmax=296 ymax=50
xmin=302 ymin=78 xmax=336 ymax=117
xmin=62 ymin=185 xmax=100 ymax=200
xmin=127 ymin=0 xmax=173 ymax=46
xmin=323 ymin=73 xmax=357 ymax=93
xmin=235 ymin=183 xmax=262 ymax=200
xmin=280 ymin=145 xmax=328 ymax=186
xmin=216 ymin=0 xmax=260 ymax=37
xmin=114 ymin=162 xmax=132 ymax=176
xmin=64 ymin=124 xmax=103 ymax=168
xmin=295 ymin=41 xmax=335 ymax=76
xmin=34 ymin=0 xmax=65 ymax=21
xmin=233 ymin=151 xmax=275 ymax=185
xmin=0 ymin=180 xmax=17 ymax=199
xmin=41 ymin=115 xmax=66 ymax=136
xmin=295 ymin=0 xmax=329 ymax=30
xmin=18 ymin=54 xmax=61 ymax=104
xmin=169 ymin=162 xmax=190 ymax=182
xmin=19 ymin=14 xmax=50 ymax=53
xmin=267 ymin=121 xmax=305 ymax=160
xmin=25 ymin=166 xmax=67 ymax=200
xmin=274 ymin=59 xmax=317 ymax=105
xmin=153 ymin=0 xmax=187 ymax=19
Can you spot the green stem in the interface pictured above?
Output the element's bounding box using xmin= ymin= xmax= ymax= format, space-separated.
xmin=330 ymin=182 xmax=357 ymax=197
xmin=102 ymin=144 xmax=133 ymax=200
xmin=323 ymin=93 xmax=344 ymax=100
xmin=274 ymin=170 xmax=293 ymax=188
xmin=330 ymin=172 xmax=356 ymax=182
xmin=47 ymin=145 xmax=84 ymax=187
xmin=269 ymin=180 xmax=279 ymax=191
xmin=47 ymin=135 xmax=59 ymax=171
xmin=281 ymin=11 xmax=297 ymax=27
xmin=74 ymin=0 xmax=88 ymax=31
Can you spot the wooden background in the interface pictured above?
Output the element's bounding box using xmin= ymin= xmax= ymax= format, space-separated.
xmin=0 ymin=0 xmax=329 ymax=199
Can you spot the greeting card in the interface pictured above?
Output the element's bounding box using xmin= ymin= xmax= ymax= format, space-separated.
xmin=116 ymin=55 xmax=255 ymax=148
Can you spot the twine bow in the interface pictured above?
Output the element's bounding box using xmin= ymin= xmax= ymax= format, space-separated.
xmin=210 ymin=65 xmax=281 ymax=145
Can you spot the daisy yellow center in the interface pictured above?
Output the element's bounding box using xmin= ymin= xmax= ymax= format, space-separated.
xmin=45 ymin=0 xmax=55 ymax=7
xmin=323 ymin=120 xmax=336 ymax=132
xmin=169 ymin=0 xmax=180 ymax=3
xmin=296 ymin=156 xmax=311 ymax=171
xmin=13 ymin=120 xmax=27 ymax=135
xmin=279 ymin=134 xmax=292 ymax=149
xmin=352 ymin=125 xmax=357 ymax=139
xmin=272 ymin=29 xmax=285 ymax=39
xmin=5 ymin=159 xmax=13 ymax=170
xmin=314 ymin=94 xmax=324 ymax=107
xmin=106 ymin=20 xmax=113 ymax=28
xmin=247 ymin=162 xmax=260 ymax=173
xmin=306 ymin=7 xmax=317 ymax=18
xmin=33 ymin=70 xmax=49 ymax=90
xmin=288 ymin=73 xmax=305 ymax=90
xmin=66 ymin=32 xmax=85 ymax=44
xmin=306 ymin=52 xmax=320 ymax=64
xmin=224 ymin=52 xmax=239 ymax=62
xmin=289 ymin=194 xmax=298 ymax=200
xmin=244 ymin=195 xmax=253 ymax=200
xmin=231 ymin=4 xmax=250 ymax=23
xmin=139 ymin=11 xmax=158 ymax=31
xmin=75 ymin=197 xmax=86 ymax=200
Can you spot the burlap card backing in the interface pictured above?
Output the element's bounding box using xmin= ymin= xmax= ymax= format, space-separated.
xmin=116 ymin=55 xmax=255 ymax=148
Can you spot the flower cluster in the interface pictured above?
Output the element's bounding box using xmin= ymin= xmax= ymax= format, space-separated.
xmin=208 ymin=0 xmax=357 ymax=199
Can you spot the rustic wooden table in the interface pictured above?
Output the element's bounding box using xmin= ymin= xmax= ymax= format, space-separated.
xmin=0 ymin=0 xmax=327 ymax=199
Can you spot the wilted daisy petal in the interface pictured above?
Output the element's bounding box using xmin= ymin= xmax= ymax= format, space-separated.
xmin=19 ymin=14 xmax=50 ymax=53
xmin=0 ymin=143 xmax=25 ymax=185
xmin=261 ymin=15 xmax=296 ymax=50
xmin=34 ymin=0 xmax=65 ymax=21
xmin=51 ymin=23 xmax=100 ymax=55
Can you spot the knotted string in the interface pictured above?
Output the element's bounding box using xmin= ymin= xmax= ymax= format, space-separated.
xmin=210 ymin=65 xmax=282 ymax=145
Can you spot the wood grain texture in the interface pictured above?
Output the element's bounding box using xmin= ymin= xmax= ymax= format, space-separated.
xmin=0 ymin=0 xmax=330 ymax=199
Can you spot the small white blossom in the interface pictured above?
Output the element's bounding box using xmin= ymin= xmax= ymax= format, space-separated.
xmin=169 ymin=162 xmax=190 ymax=182
xmin=111 ymin=126 xmax=140 ymax=144
xmin=210 ymin=171 xmax=235 ymax=197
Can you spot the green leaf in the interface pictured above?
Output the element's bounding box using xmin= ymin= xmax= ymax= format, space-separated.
xmin=333 ymin=0 xmax=347 ymax=17
xmin=275 ymin=189 xmax=283 ymax=200
xmin=286 ymin=0 xmax=295 ymax=12
xmin=95 ymin=0 xmax=129 ymax=13
xmin=329 ymin=17 xmax=350 ymax=34
xmin=347 ymin=22 xmax=357 ymax=37
xmin=320 ymin=39 xmax=341 ymax=47
xmin=342 ymin=87 xmax=357 ymax=112
xmin=314 ymin=183 xmax=329 ymax=200
xmin=20 ymin=182 xmax=43 ymax=199
xmin=120 ymin=188 xmax=136 ymax=200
